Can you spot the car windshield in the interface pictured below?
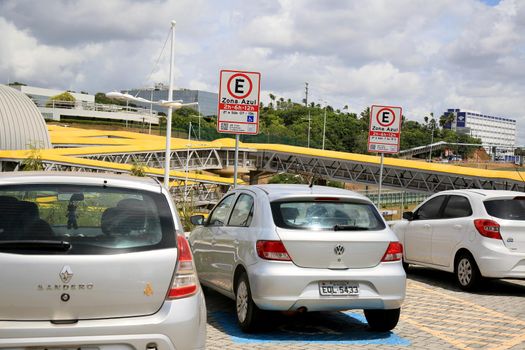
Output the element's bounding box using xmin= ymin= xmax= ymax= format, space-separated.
xmin=271 ymin=200 xmax=385 ymax=231
xmin=484 ymin=198 xmax=525 ymax=221
xmin=0 ymin=184 xmax=176 ymax=254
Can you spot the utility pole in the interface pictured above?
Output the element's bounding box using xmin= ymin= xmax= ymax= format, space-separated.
xmin=305 ymin=82 xmax=310 ymax=147
xmin=428 ymin=112 xmax=434 ymax=162
xmin=304 ymin=82 xmax=308 ymax=107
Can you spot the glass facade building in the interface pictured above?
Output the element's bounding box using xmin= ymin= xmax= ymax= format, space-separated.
xmin=443 ymin=108 xmax=516 ymax=155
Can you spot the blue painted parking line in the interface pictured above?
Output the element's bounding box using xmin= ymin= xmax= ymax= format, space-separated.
xmin=211 ymin=311 xmax=410 ymax=345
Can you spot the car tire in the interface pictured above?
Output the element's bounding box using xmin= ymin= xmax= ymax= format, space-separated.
xmin=455 ymin=253 xmax=481 ymax=291
xmin=364 ymin=308 xmax=400 ymax=332
xmin=235 ymin=272 xmax=262 ymax=332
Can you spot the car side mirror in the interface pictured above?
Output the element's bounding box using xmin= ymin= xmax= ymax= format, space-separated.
xmin=190 ymin=215 xmax=205 ymax=226
xmin=402 ymin=211 xmax=414 ymax=221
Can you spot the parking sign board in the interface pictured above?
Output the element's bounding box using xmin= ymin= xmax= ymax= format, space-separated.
xmin=217 ymin=70 xmax=261 ymax=134
xmin=367 ymin=105 xmax=403 ymax=154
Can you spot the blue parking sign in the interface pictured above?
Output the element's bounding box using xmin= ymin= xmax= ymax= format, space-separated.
xmin=247 ymin=115 xmax=254 ymax=122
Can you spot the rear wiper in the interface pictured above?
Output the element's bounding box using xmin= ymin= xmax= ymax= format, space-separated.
xmin=333 ymin=225 xmax=370 ymax=231
xmin=0 ymin=240 xmax=71 ymax=251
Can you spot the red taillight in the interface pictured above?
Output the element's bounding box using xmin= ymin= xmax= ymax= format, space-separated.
xmin=474 ymin=219 xmax=502 ymax=240
xmin=256 ymin=240 xmax=292 ymax=261
xmin=167 ymin=235 xmax=198 ymax=299
xmin=381 ymin=242 xmax=403 ymax=262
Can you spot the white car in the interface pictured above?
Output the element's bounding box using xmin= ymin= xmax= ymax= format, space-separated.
xmin=391 ymin=189 xmax=525 ymax=291
xmin=0 ymin=172 xmax=206 ymax=349
xmin=189 ymin=184 xmax=406 ymax=332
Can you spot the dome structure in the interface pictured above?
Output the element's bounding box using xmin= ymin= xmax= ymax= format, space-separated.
xmin=0 ymin=84 xmax=51 ymax=150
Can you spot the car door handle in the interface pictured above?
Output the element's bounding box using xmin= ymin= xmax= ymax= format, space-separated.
xmin=453 ymin=224 xmax=462 ymax=230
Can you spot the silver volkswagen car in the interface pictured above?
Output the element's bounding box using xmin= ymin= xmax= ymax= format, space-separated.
xmin=0 ymin=172 xmax=206 ymax=350
xmin=189 ymin=184 xmax=405 ymax=332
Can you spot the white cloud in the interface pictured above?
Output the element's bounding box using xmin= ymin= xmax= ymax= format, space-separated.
xmin=0 ymin=0 xmax=524 ymax=142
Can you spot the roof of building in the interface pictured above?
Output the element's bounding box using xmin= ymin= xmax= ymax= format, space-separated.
xmin=0 ymin=84 xmax=52 ymax=150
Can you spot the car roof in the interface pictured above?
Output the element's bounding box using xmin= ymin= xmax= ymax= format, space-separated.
xmin=436 ymin=189 xmax=525 ymax=199
xmin=0 ymin=171 xmax=162 ymax=193
xmin=239 ymin=184 xmax=370 ymax=202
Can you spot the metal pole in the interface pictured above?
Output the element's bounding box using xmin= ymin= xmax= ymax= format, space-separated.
xmin=184 ymin=122 xmax=191 ymax=204
xmin=307 ymin=110 xmax=311 ymax=148
xmin=163 ymin=20 xmax=176 ymax=189
xmin=378 ymin=153 xmax=384 ymax=210
xmin=322 ymin=105 xmax=327 ymax=150
xmin=234 ymin=134 xmax=239 ymax=188
xmin=149 ymin=88 xmax=153 ymax=135
xmin=198 ymin=103 xmax=201 ymax=140
xmin=428 ymin=114 xmax=434 ymax=162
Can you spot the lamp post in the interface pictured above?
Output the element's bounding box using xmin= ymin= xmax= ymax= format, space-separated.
xmin=428 ymin=112 xmax=435 ymax=162
xmin=164 ymin=20 xmax=176 ymax=189
xmin=105 ymin=21 xmax=198 ymax=189
xmin=321 ymin=100 xmax=327 ymax=150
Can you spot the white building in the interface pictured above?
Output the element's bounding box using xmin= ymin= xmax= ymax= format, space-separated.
xmin=10 ymin=84 xmax=159 ymax=125
xmin=444 ymin=108 xmax=516 ymax=156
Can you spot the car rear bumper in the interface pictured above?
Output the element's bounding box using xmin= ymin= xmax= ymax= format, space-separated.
xmin=247 ymin=261 xmax=406 ymax=311
xmin=0 ymin=290 xmax=206 ymax=350
xmin=476 ymin=246 xmax=525 ymax=279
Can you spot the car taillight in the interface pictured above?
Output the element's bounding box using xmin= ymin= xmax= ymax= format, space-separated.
xmin=256 ymin=240 xmax=292 ymax=261
xmin=381 ymin=242 xmax=403 ymax=262
xmin=167 ymin=235 xmax=198 ymax=299
xmin=474 ymin=219 xmax=502 ymax=240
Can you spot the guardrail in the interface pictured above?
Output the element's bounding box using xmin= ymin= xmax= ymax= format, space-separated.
xmin=358 ymin=190 xmax=429 ymax=207
xmin=33 ymin=98 xmax=159 ymax=116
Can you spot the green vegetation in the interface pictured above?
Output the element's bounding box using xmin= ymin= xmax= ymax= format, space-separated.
xmin=22 ymin=144 xmax=44 ymax=171
xmin=46 ymin=91 xmax=76 ymax=108
xmin=169 ymin=98 xmax=481 ymax=160
xmin=94 ymin=92 xmax=126 ymax=106
xmin=130 ymin=161 xmax=146 ymax=177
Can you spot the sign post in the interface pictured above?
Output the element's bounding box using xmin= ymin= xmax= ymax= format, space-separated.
xmin=367 ymin=105 xmax=403 ymax=209
xmin=217 ymin=70 xmax=261 ymax=187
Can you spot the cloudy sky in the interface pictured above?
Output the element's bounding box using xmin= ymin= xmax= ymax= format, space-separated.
xmin=0 ymin=0 xmax=523 ymax=141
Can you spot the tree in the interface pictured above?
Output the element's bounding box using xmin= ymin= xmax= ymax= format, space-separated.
xmin=22 ymin=144 xmax=44 ymax=171
xmin=46 ymin=91 xmax=76 ymax=108
xmin=95 ymin=92 xmax=126 ymax=106
xmin=268 ymin=173 xmax=306 ymax=184
xmin=130 ymin=160 xmax=146 ymax=177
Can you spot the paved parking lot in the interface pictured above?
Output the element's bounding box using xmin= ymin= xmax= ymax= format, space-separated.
xmin=204 ymin=266 xmax=525 ymax=349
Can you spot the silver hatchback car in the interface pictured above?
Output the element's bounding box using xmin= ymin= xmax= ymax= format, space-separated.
xmin=189 ymin=184 xmax=406 ymax=332
xmin=0 ymin=172 xmax=206 ymax=350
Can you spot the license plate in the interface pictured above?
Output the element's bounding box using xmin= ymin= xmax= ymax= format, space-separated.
xmin=319 ymin=281 xmax=359 ymax=296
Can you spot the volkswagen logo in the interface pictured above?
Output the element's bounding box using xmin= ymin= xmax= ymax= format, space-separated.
xmin=59 ymin=266 xmax=73 ymax=284
xmin=334 ymin=244 xmax=345 ymax=255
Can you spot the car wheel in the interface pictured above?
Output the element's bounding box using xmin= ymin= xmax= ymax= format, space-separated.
xmin=235 ymin=272 xmax=262 ymax=332
xmin=455 ymin=253 xmax=481 ymax=291
xmin=364 ymin=308 xmax=400 ymax=332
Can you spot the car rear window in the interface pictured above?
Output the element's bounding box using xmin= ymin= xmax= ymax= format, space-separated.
xmin=484 ymin=198 xmax=525 ymax=220
xmin=0 ymin=184 xmax=176 ymax=254
xmin=271 ymin=200 xmax=386 ymax=230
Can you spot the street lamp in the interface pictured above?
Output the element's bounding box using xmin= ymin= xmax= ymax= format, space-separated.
xmin=106 ymin=21 xmax=197 ymax=189
xmin=321 ymin=100 xmax=327 ymax=150
xmin=428 ymin=112 xmax=435 ymax=162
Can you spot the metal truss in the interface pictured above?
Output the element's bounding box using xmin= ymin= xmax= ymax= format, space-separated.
xmin=256 ymin=151 xmax=525 ymax=193
xmin=2 ymin=160 xmax=229 ymax=202
xmin=77 ymin=148 xmax=223 ymax=171
xmin=4 ymin=147 xmax=524 ymax=197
